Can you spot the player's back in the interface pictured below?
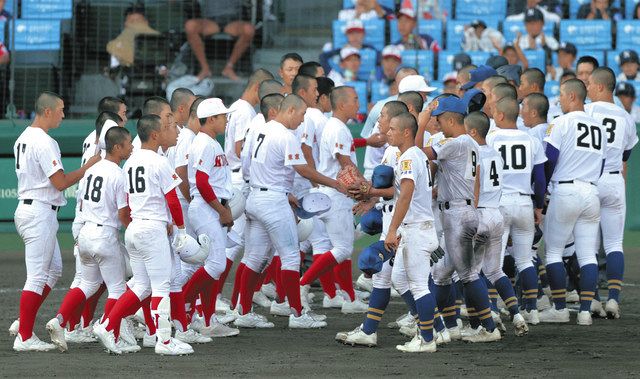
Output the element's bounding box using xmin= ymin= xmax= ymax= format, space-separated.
xmin=432 ymin=134 xmax=478 ymax=202
xmin=318 ymin=117 xmax=356 ymax=180
xmin=396 ymin=146 xmax=434 ymax=222
xmin=584 ymin=101 xmax=639 ymax=173
xmin=486 ymin=128 xmax=546 ymax=195
xmin=187 ymin=131 xmax=232 ymax=199
xmin=225 ymin=99 xmax=256 ymax=170
xmin=477 ymin=144 xmax=503 ymax=208
xmin=78 ymin=160 xmax=126 ymax=228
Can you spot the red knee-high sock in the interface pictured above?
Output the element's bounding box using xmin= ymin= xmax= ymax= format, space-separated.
xmin=105 ymin=289 xmax=141 ymax=340
xmin=18 ymin=290 xmax=42 ymax=341
xmin=38 ymin=285 xmax=52 ymax=307
xmin=81 ymin=283 xmax=106 ymax=328
xmin=169 ymin=292 xmax=189 ymax=332
xmin=217 ymin=258 xmax=234 ymax=296
xmin=141 ymin=296 xmax=156 ymax=335
xmin=239 ymin=267 xmax=261 ymax=315
xmin=263 ymin=257 xmax=280 ymax=284
xmin=281 ymin=269 xmax=303 ymax=315
xmin=201 ymin=280 xmax=219 ymax=326
xmin=300 ymin=251 xmax=338 ymax=287
xmin=101 ymin=298 xmax=117 ymax=323
xmin=56 ymin=287 xmax=87 ymax=328
xmin=274 ymin=258 xmax=286 ymax=302
xmin=183 ymin=267 xmax=215 ymax=307
xmin=313 ymin=254 xmax=338 ymax=298
xmin=254 ymin=270 xmax=268 ymax=292
xmin=231 ymin=263 xmax=246 ymax=310
xmin=334 ymin=260 xmax=355 ymax=301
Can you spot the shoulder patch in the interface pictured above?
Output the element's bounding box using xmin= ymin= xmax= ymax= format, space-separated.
xmin=545 ymin=124 xmax=554 ymax=136
xmin=400 ymin=159 xmax=412 ymax=171
xmin=437 ymin=138 xmax=451 ymax=146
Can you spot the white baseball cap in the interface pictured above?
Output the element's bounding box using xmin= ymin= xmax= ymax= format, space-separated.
xmin=398 ymin=7 xmax=416 ymax=19
xmin=343 ymin=19 xmax=365 ymax=34
xmin=398 ymin=74 xmax=437 ymax=93
xmin=196 ymin=97 xmax=233 ymax=118
xmin=382 ymin=45 xmax=403 ymax=61
xmin=340 ymin=46 xmax=361 ymax=61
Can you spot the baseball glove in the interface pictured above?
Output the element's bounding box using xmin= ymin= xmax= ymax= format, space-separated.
xmin=337 ymin=164 xmax=365 ymax=189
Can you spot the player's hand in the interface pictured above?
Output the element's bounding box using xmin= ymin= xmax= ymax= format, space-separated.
xmin=85 ymin=154 xmax=101 ymax=167
xmin=384 ymin=228 xmax=401 ymax=253
xmin=219 ymin=205 xmax=234 ymax=228
xmin=166 ymin=224 xmax=173 ymax=236
xmin=352 ymin=199 xmax=375 ymax=216
xmin=515 ymin=31 xmax=522 ymax=44
xmin=430 ymin=246 xmax=445 ymax=265
xmin=173 ymin=228 xmax=188 ymax=250
xmin=546 ymin=65 xmax=556 ymax=79
xmin=534 ymin=208 xmax=543 ymax=225
xmin=288 ymin=193 xmax=300 ymax=209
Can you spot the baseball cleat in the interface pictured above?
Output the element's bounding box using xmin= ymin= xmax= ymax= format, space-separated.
xmin=591 ymin=300 xmax=607 ymax=318
xmin=577 ymin=311 xmax=593 ymax=326
xmin=462 ymin=327 xmax=502 ymax=343
xmin=288 ymin=312 xmax=327 ymax=329
xmin=253 ymin=291 xmax=272 ymax=308
xmin=522 ymin=309 xmax=540 ymax=325
xmin=155 ymin=338 xmax=193 ymax=356
xmin=322 ymin=294 xmax=344 ymax=309
xmin=512 ymin=313 xmax=529 ymax=336
xmin=605 ymin=299 xmax=620 ymax=319
xmin=435 ymin=328 xmax=451 ymax=345
xmin=341 ymin=298 xmax=368 ymax=314
xmin=460 ymin=324 xmax=480 ymax=338
xmin=387 ymin=312 xmax=411 ymax=329
xmin=133 ymin=308 xmax=145 ymax=325
xmin=142 ymin=332 xmax=156 ymax=348
xmin=300 ymin=285 xmax=312 ymax=309
xmin=537 ymin=295 xmax=552 ymax=311
xmin=217 ymin=309 xmax=239 ymax=324
xmin=92 ymin=320 xmax=122 ymax=355
xmin=307 ymin=291 xmax=316 ymax=304
xmin=175 ymin=328 xmax=212 ymax=343
xmin=215 ymin=296 xmax=231 ymax=313
xmin=8 ymin=319 xmax=19 ymax=337
xmin=396 ymin=334 xmax=437 ymax=353
xmin=399 ymin=324 xmax=417 ymax=338
xmin=354 ymin=289 xmax=370 ymax=301
xmin=344 ymin=326 xmax=377 ymax=347
xmin=45 ymin=318 xmax=68 ymax=352
xmin=119 ymin=318 xmax=138 ymax=346
xmin=538 ymin=306 xmax=570 ymax=323
xmin=116 ymin=339 xmax=141 ymax=354
xmin=13 ymin=333 xmax=57 ymax=352
xmin=335 ymin=325 xmax=362 ymax=343
xmin=356 ymin=274 xmax=373 ymax=292
xmin=65 ymin=328 xmax=97 ymax=343
xmin=261 ymin=283 xmax=278 ymax=300
xmin=566 ymin=290 xmax=579 ymax=303
xmin=492 ymin=311 xmax=507 ymax=333
xmin=189 ymin=313 xmax=206 ymax=332
xmin=200 ymin=316 xmax=240 ymax=337
xmin=233 ymin=312 xmax=275 ymax=328
xmin=270 ymin=300 xmax=292 ymax=317
xmin=447 ymin=325 xmax=462 ymax=340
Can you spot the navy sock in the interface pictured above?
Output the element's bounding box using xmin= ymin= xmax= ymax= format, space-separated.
xmin=463 ymin=279 xmax=495 ymax=332
xmin=362 ymin=287 xmax=390 ymax=334
xmin=483 ymin=276 xmax=499 ymax=312
xmin=535 ymin=254 xmax=549 ymax=288
xmin=579 ymin=264 xmax=598 ymax=312
xmin=464 ymin=296 xmax=480 ymax=329
xmin=415 ymin=293 xmax=436 ymax=342
xmin=606 ymin=251 xmax=624 ymax=301
xmin=400 ymin=290 xmax=418 ymax=316
xmin=494 ymin=276 xmax=519 ymax=316
xmin=434 ymin=284 xmax=457 ymax=328
xmin=546 ymin=262 xmax=567 ymax=310
xmin=520 ymin=266 xmax=538 ymax=311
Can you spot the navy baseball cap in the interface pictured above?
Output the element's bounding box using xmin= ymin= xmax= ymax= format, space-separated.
xmin=360 ymin=207 xmax=382 ymax=235
xmin=295 ymin=192 xmax=332 ymax=219
xmin=372 ymin=165 xmax=394 ymax=189
xmin=432 ymin=96 xmax=467 ymax=116
xmin=462 ymin=89 xmax=486 ymax=113
xmin=497 ymin=64 xmax=522 ymax=86
xmin=358 ymin=240 xmax=392 ymax=275
xmin=485 ymin=55 xmax=508 ymax=69
xmin=615 ymin=82 xmax=636 ymax=97
xmin=461 ymin=65 xmax=498 ymax=90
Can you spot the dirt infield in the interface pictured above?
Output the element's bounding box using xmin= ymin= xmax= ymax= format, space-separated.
xmin=1 ymin=233 xmax=640 ymax=377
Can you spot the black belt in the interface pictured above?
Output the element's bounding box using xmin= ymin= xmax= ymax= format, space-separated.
xmin=232 ymin=168 xmax=240 ymax=173
xmin=609 ymin=171 xmax=620 ymax=174
xmin=477 ymin=206 xmax=485 ymax=209
xmin=558 ymin=180 xmax=595 ymax=186
xmin=439 ymin=199 xmax=471 ymax=210
xmin=23 ymin=199 xmax=59 ymax=211
xmin=257 ymin=187 xmax=288 ymax=195
xmin=382 ymin=204 xmax=394 ymax=213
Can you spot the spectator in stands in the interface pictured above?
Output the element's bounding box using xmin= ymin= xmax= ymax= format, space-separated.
xmin=320 ymin=20 xmax=379 ymax=76
xmin=506 ymin=0 xmax=560 ymax=25
xmin=617 ymin=50 xmax=640 ymax=82
xmin=502 ymin=40 xmax=529 ymax=70
xmin=107 ymin=5 xmax=160 ymax=68
xmin=576 ymin=55 xmax=599 ymax=86
xmin=442 ymin=72 xmax=458 ymax=95
xmin=615 ymin=82 xmax=640 ymax=123
xmin=380 ymin=45 xmax=403 ymax=85
xmin=184 ymin=0 xmax=255 ymax=81
xmin=418 ymin=0 xmax=449 ymax=21
xmin=517 ymin=8 xmax=558 ymax=52
xmin=338 ymin=0 xmax=394 ymax=20
xmin=299 ymin=61 xmax=325 ymax=78
xmin=280 ymin=53 xmax=304 ymax=94
xmin=546 ymin=42 xmax=577 ymax=82
xmin=327 ymin=47 xmax=362 ymax=86
xmin=634 ymin=2 xmax=640 ymax=19
xmin=462 ymin=20 xmax=505 ymax=52
xmin=0 ymin=0 xmax=11 ymax=21
xmin=577 ymin=0 xmax=621 ymax=20
xmin=393 ymin=7 xmax=440 ymax=52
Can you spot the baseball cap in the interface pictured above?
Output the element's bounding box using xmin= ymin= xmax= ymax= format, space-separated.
xmin=360 ymin=207 xmax=383 ymax=235
xmin=470 ymin=19 xmax=487 ymax=29
xmin=462 ymin=89 xmax=486 ymax=113
xmin=615 ymin=82 xmax=636 ymax=98
xmin=344 ymin=19 xmax=365 ymax=34
xmin=432 ymin=96 xmax=467 ymax=116
xmin=197 ymin=97 xmax=233 ymax=118
xmin=558 ymin=42 xmax=577 ymax=56
xmin=485 ymin=55 xmax=509 ymax=69
xmin=524 ymin=8 xmax=544 ymax=22
xmin=619 ymin=49 xmax=639 ymax=65
xmin=372 ymin=164 xmax=394 ymax=189
xmin=398 ymin=74 xmax=437 ymax=93
xmin=460 ymin=65 xmax=498 ymax=90
xmin=453 ymin=52 xmax=472 ymax=71
xmin=340 ymin=46 xmax=360 ymax=61
xmin=398 ymin=7 xmax=416 ymax=19
xmin=358 ymin=240 xmax=392 ymax=275
xmin=497 ymin=64 xmax=523 ymax=86
xmin=294 ymin=192 xmax=332 ymax=219
xmin=443 ymin=71 xmax=458 ymax=84
xmin=382 ymin=45 xmax=403 ymax=61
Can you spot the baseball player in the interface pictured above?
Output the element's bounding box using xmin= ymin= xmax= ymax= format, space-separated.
xmin=132 ymin=97 xmax=175 ymax=151
xmin=584 ymin=67 xmax=638 ymax=319
xmin=13 ymin=91 xmax=100 ymax=351
xmin=486 ymin=97 xmax=547 ymax=320
xmin=465 ymin=111 xmax=529 ymax=336
xmin=521 ymin=93 xmax=550 ymax=147
xmin=424 ymin=97 xmax=501 ymax=343
xmin=238 ymin=94 xmax=341 ymax=328
xmin=82 ymin=97 xmax=128 ymax=155
xmin=93 ymin=115 xmax=193 ymax=355
xmin=539 ymin=79 xmax=606 ymax=326
xmin=46 ymin=127 xmax=136 ymax=353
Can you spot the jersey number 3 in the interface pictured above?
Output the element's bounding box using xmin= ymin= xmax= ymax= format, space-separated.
xmin=127 ymin=167 xmax=146 ymax=193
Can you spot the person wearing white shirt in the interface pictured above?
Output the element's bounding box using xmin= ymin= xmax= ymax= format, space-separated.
xmin=521 ymin=93 xmax=550 ymax=147
xmin=516 ymin=8 xmax=558 ymax=52
xmin=462 ymin=20 xmax=505 ymax=52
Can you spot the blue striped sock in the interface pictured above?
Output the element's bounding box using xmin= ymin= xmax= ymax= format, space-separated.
xmin=415 ymin=293 xmax=435 ymax=342
xmin=434 ymin=284 xmax=457 ymax=328
xmin=520 ymin=266 xmax=538 ymax=311
xmin=494 ymin=276 xmax=519 ymax=316
xmin=579 ymin=263 xmax=598 ymax=312
xmin=463 ymin=279 xmax=495 ymax=332
xmin=606 ymin=251 xmax=624 ymax=301
xmin=399 ymin=290 xmax=418 ymax=316
xmin=546 ymin=262 xmax=567 ymax=310
xmin=362 ymin=287 xmax=390 ymax=334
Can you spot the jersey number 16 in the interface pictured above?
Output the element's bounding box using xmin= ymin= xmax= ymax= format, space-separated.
xmin=127 ymin=167 xmax=146 ymax=193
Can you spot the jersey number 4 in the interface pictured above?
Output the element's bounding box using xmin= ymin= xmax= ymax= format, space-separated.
xmin=127 ymin=167 xmax=146 ymax=193
xmin=83 ymin=174 xmax=104 ymax=202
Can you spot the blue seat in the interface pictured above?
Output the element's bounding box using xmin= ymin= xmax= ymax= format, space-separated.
xmin=437 ymin=50 xmax=490 ymax=80
xmin=401 ymin=50 xmax=435 ymax=81
xmin=616 ymin=21 xmax=640 ymax=51
xmin=389 ymin=19 xmax=443 ymax=48
xmin=626 ymin=0 xmax=640 ymax=19
xmin=332 ymin=19 xmax=385 ymax=52
xmin=544 ymin=80 xmax=560 ymax=99
xmin=502 ymin=20 xmax=555 ymax=43
xmin=446 ymin=19 xmax=499 ymax=51
xmin=606 ymin=50 xmax=624 ymax=77
xmin=559 ymin=20 xmax=612 ymax=50
xmin=21 ymin=0 xmax=73 ymax=19
xmin=345 ymin=81 xmax=368 ymax=114
xmin=342 ymin=0 xmax=395 ymax=10
xmin=569 ymin=0 xmax=621 ymax=18
xmin=522 ymin=50 xmax=546 ymax=72
xmin=10 ymin=20 xmax=61 ymax=51
xmin=358 ymin=48 xmax=378 ymax=79
xmin=455 ymin=0 xmax=506 ymax=21
xmin=0 ymin=21 xmax=4 ymax=44
xmin=370 ymin=81 xmax=390 ymax=104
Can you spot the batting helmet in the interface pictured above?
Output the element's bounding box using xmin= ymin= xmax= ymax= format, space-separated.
xmin=228 ymin=187 xmax=246 ymax=220
xmin=175 ymin=234 xmax=210 ymax=265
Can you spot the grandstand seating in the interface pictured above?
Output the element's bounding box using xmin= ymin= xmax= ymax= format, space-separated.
xmin=616 ymin=20 xmax=640 ymax=51
xmin=454 ymin=0 xmax=506 ymax=21
xmin=502 ymin=20 xmax=555 ymax=43
xmin=560 ymin=20 xmax=612 ymax=50
xmin=401 ymin=50 xmax=435 ymax=81
xmin=21 ymin=0 xmax=73 ymax=20
xmin=445 ymin=19 xmax=499 ymax=51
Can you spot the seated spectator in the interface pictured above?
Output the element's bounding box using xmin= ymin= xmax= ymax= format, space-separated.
xmin=462 ymin=19 xmax=505 ymax=52
xmin=617 ymin=50 xmax=640 ymax=82
xmin=502 ymin=40 xmax=530 ymax=70
xmin=184 ymin=0 xmax=255 ymax=81
xmin=615 ymin=82 xmax=640 ymax=123
xmin=577 ymin=0 xmax=621 ymax=20
xmin=320 ymin=19 xmax=379 ymax=75
xmin=442 ymin=53 xmax=472 ymax=88
xmin=327 ymin=47 xmax=362 ymax=86
xmin=393 ymin=7 xmax=440 ymax=52
xmin=442 ymin=72 xmax=458 ymax=95
xmin=280 ymin=53 xmax=303 ymax=94
xmin=517 ymin=8 xmax=558 ymax=52
xmin=634 ymin=2 xmax=640 ymax=19
xmin=0 ymin=0 xmax=11 ymax=21
xmin=106 ymin=5 xmax=160 ymax=68
xmin=0 ymin=42 xmax=8 ymax=65
xmin=417 ymin=0 xmax=450 ymax=21
xmin=380 ymin=45 xmax=403 ymax=84
xmin=338 ymin=0 xmax=393 ymax=21
xmin=546 ymin=42 xmax=577 ymax=82
xmin=506 ymin=0 xmax=560 ymax=25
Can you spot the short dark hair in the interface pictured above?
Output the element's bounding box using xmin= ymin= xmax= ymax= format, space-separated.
xmin=495 ymin=97 xmax=519 ymax=122
xmin=169 ymin=88 xmax=195 ymax=112
xmin=560 ymin=71 xmax=577 ymax=82
xmin=330 ymin=86 xmax=355 ymax=109
xmin=562 ymin=78 xmax=587 ymax=103
xmin=105 ymin=127 xmax=131 ymax=154
xmin=259 ymin=79 xmax=284 ymax=100
xmin=317 ymin=77 xmax=335 ymax=97
xmin=137 ymin=114 xmax=161 ymax=143
xmin=143 ymin=96 xmax=170 ymax=116
xmin=577 ymin=55 xmax=599 ymax=70
xmin=189 ymin=96 xmax=206 ymax=119
xmin=398 ymin=91 xmax=423 ymax=113
xmin=382 ymin=101 xmax=409 ymax=119
xmin=280 ymin=52 xmax=303 ymax=67
xmin=492 ymin=83 xmax=517 ymax=101
xmin=485 ymin=75 xmax=508 ymax=89
xmin=391 ymin=112 xmax=418 ymax=137
xmin=95 ymin=111 xmax=122 ymax=138
xmin=124 ymin=3 xmax=145 ymax=17
xmin=292 ymin=74 xmax=316 ymax=96
xmin=34 ymin=91 xmax=63 ymax=116
xmin=260 ymin=93 xmax=285 ymax=119
xmin=464 ymin=111 xmax=490 ymax=138
xmin=98 ymin=96 xmax=125 ymax=114
xmin=298 ymin=61 xmax=323 ymax=77
xmin=279 ymin=93 xmax=306 ymax=113
xmin=524 ymin=93 xmax=549 ymax=120
xmin=522 ymin=68 xmax=545 ymax=91
xmin=246 ymin=68 xmax=275 ymax=91
xmin=590 ymin=67 xmax=616 ymax=93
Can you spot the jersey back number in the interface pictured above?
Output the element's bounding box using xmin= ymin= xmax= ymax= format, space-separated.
xmin=575 ymin=122 xmax=602 ymax=152
xmin=83 ymin=174 xmax=104 ymax=202
xmin=127 ymin=166 xmax=146 ymax=193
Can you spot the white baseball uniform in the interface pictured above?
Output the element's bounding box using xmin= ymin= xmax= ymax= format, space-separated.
xmin=363 ymin=124 xmax=388 ymax=180
xmin=226 ymin=98 xmax=256 ymax=183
